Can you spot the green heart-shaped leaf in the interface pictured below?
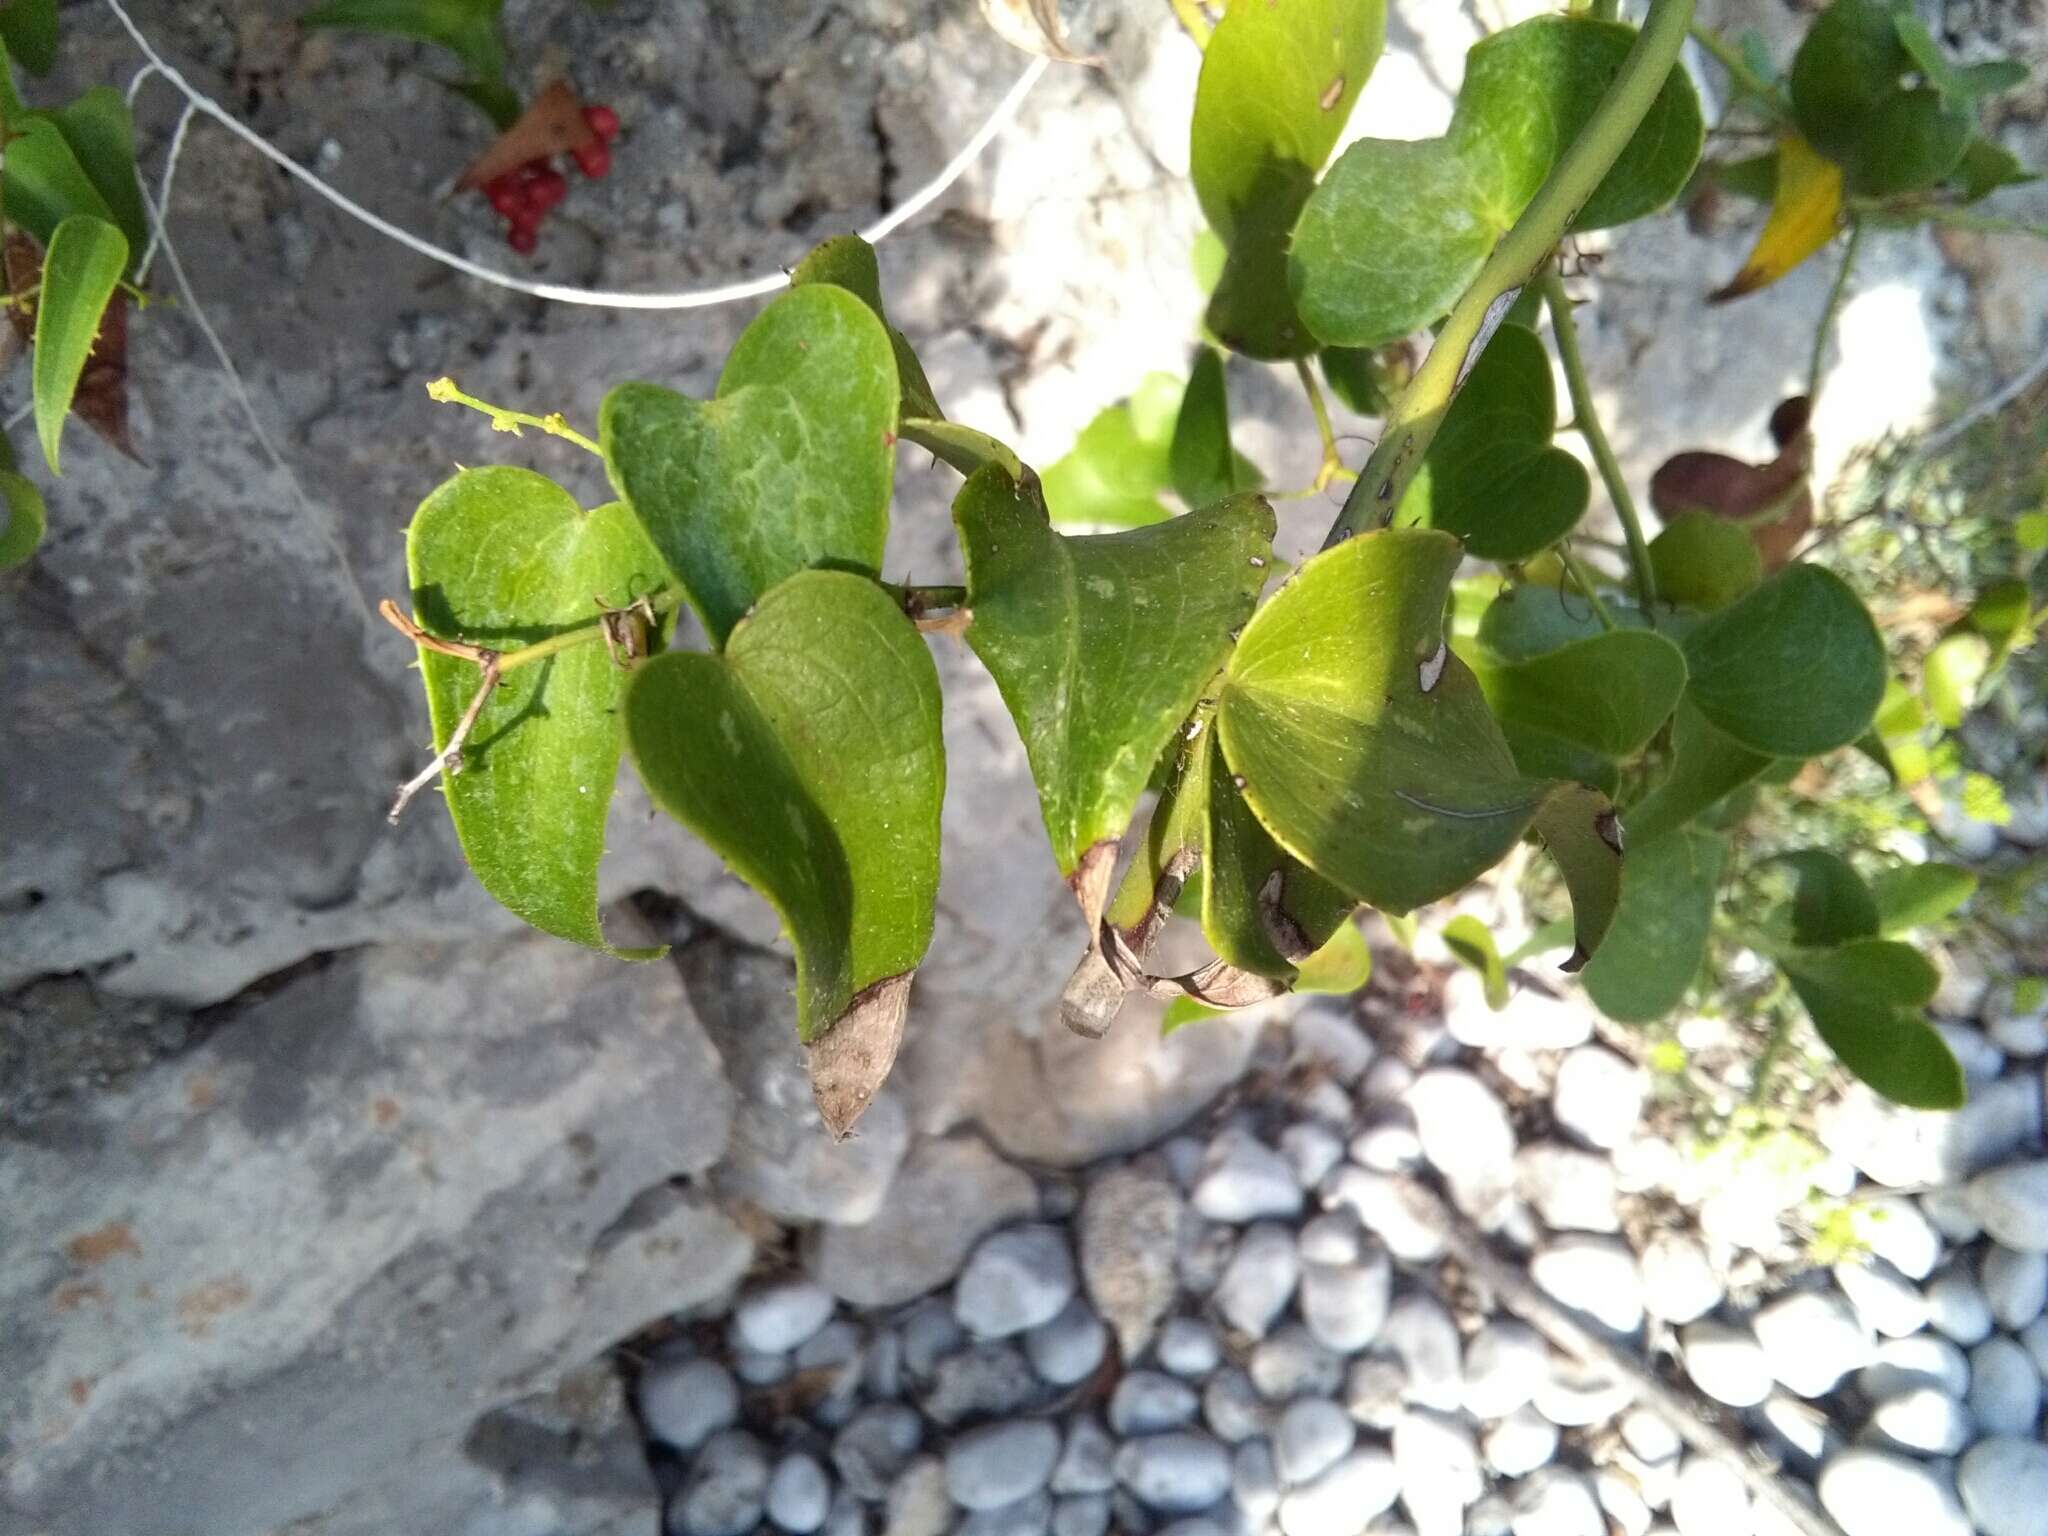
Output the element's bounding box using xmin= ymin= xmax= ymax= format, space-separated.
xmin=1869 ymin=861 xmax=1977 ymax=935
xmin=956 ymin=463 xmax=1275 ymax=893
xmin=405 ymin=467 xmax=670 ymax=960
xmin=1649 ymin=510 xmax=1764 ymax=611
xmin=1216 ymin=527 xmax=1623 ymax=962
xmin=1680 ymin=563 xmax=1884 ymax=757
xmin=1581 ymin=828 xmax=1725 ymax=1023
xmin=1395 ymin=323 xmax=1589 ymax=561
xmin=1042 ymin=373 xmax=1184 ymax=528
xmin=1170 ymin=348 xmax=1248 ymax=511
xmin=1782 ymin=938 xmax=1964 ymax=1110
xmin=1189 ymin=0 xmax=1386 ymax=357
xmin=1789 ymin=0 xmax=1973 ymax=195
xmin=624 ymin=569 xmax=943 ymax=1135
xmin=1478 ymin=628 xmax=1687 ymax=760
xmin=0 ymin=0 xmax=58 ymax=75
xmin=1293 ymin=15 xmax=1703 ymax=347
xmin=1623 ymin=698 xmax=1775 ymax=847
xmin=1476 ymin=582 xmax=1652 ymax=663
xmin=601 ymin=284 xmax=898 ymax=645
xmin=1758 ymin=849 xmax=1880 ymax=949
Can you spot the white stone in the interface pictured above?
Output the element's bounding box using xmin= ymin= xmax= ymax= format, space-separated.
xmin=1753 ymin=1289 xmax=1870 ymax=1398
xmin=1483 ymin=1407 xmax=1558 ymax=1479
xmin=1232 ymin=1438 xmax=1281 ymax=1522
xmin=1679 ymin=1321 xmax=1771 ymax=1408
xmin=1530 ymin=1236 xmax=1644 ymax=1334
xmin=1114 ymin=1433 xmax=1233 ymax=1514
xmin=1322 ymin=1166 xmax=1448 ymax=1264
xmin=1515 ymin=1143 xmax=1621 ymax=1234
xmin=734 ymin=1279 xmax=838 ymax=1355
xmin=1050 ymin=1494 xmax=1108 ymax=1536
xmin=1552 ymin=1047 xmax=1646 ymax=1150
xmin=958 ymin=1490 xmax=1051 ymax=1536
xmin=1869 ymin=1386 xmax=1975 ymax=1455
xmin=1756 ymin=1392 xmax=1836 ymax=1469
xmin=640 ymin=1355 xmax=740 ymax=1452
xmin=1362 ymin=1056 xmax=1416 ymax=1101
xmin=1249 ymin=1325 xmax=1344 ymax=1401
xmin=1301 ymin=1245 xmax=1393 ymax=1353
xmin=1921 ymin=1187 xmax=1984 ymax=1244
xmin=1080 ymin=1168 xmax=1184 ymax=1361
xmin=1468 ymin=1493 xmax=1516 ymax=1536
xmin=678 ymin=1430 xmax=773 ymax=1536
xmin=767 ymin=1453 xmax=833 ymax=1535
xmin=1444 ymin=968 xmax=1592 ymax=1050
xmin=1215 ymin=1221 xmax=1300 ymax=1339
xmin=1408 ymin=1069 xmax=1519 ymax=1219
xmin=1462 ymin=1319 xmax=1550 ymax=1420
xmin=1392 ymin=1409 xmax=1483 ymax=1519
xmin=1298 ymin=1210 xmax=1366 ymax=1266
xmin=1594 ymin=1468 xmax=1652 ymax=1536
xmin=1344 ymin=1353 xmax=1409 ymax=1431
xmin=1281 ymin=1123 xmax=1346 ymax=1192
xmin=1670 ymin=1458 xmax=1749 ymax=1536
xmin=1620 ymin=1409 xmax=1682 ymax=1466
xmin=955 ymin=1225 xmax=1079 ymax=1339
xmin=1275 ymin=1397 xmax=1357 ymax=1486
xmin=1050 ymin=1416 xmax=1115 ymax=1496
xmin=1204 ymin=1367 xmax=1270 ymax=1444
xmin=1969 ymin=1336 xmax=2041 ymax=1438
xmin=1530 ymin=1361 xmax=1633 ymax=1427
xmin=884 ymin=1458 xmax=951 ymax=1536
xmin=1987 ymin=984 xmax=2048 ymax=1057
xmin=1926 ymin=1269 xmax=1995 ymax=1345
xmin=1967 ymin=1162 xmax=2048 ymax=1253
xmin=1936 ymin=1023 xmax=2007 ymax=1084
xmin=1193 ymin=1134 xmax=1305 ymax=1224
xmin=1959 ymin=1437 xmax=2048 ymax=1536
xmin=1511 ymin=1467 xmax=1604 ymax=1536
xmin=1381 ymin=1292 xmax=1464 ymax=1413
xmin=1638 ymin=1233 xmax=1723 ymax=1326
xmin=1156 ymin=1316 xmax=1222 ymax=1379
xmin=1290 ymin=1002 xmax=1376 ymax=1083
xmin=1351 ymin=1113 xmax=1425 ymax=1172
xmin=1859 ymin=1332 xmax=1972 ymax=1401
xmin=832 ymin=1404 xmax=923 ymax=1500
xmin=1818 ymin=1450 xmax=1972 ymax=1536
xmin=1277 ymin=1448 xmax=1401 ymax=1536
xmin=1984 ymin=1245 xmax=2048 ymax=1331
xmin=1835 ymin=1257 xmax=1932 ymax=1339
xmin=1861 ymin=1195 xmax=1944 ymax=1280
xmin=1819 ymin=1078 xmax=2041 ymax=1189
xmin=1109 ymin=1371 xmax=1200 ymax=1437
xmin=1026 ymin=1300 xmax=1108 ymax=1387
xmin=2025 ymin=1317 xmax=2048 ymax=1379
xmin=946 ymin=1421 xmax=1060 ymax=1512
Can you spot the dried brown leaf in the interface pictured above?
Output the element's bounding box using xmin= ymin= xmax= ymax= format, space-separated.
xmin=455 ymin=80 xmax=597 ymax=192
xmin=806 ymin=971 xmax=911 ymax=1139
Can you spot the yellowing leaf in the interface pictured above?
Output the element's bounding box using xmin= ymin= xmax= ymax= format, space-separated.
xmin=1711 ymin=133 xmax=1842 ymax=302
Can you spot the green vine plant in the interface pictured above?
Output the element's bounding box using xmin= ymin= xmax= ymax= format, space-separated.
xmin=381 ymin=0 xmax=2044 ymax=1136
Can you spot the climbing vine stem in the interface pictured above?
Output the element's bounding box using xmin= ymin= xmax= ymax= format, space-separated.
xmin=1807 ymin=217 xmax=1863 ymax=405
xmin=1542 ymin=264 xmax=1658 ymax=612
xmin=1322 ymin=0 xmax=1696 ymax=550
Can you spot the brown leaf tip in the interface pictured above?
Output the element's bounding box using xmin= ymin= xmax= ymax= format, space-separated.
xmin=1559 ymin=944 xmax=1590 ymax=975
xmin=1066 ymin=838 xmax=1119 ymax=933
xmin=807 ymin=972 xmax=912 ymax=1140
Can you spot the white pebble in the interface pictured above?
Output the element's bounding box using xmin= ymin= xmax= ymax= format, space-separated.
xmin=1983 ymin=1245 xmax=2048 ymax=1331
xmin=1444 ymin=967 xmax=1591 ymax=1049
xmin=1638 ymin=1233 xmax=1723 ymax=1325
xmin=1868 ymin=1386 xmax=1974 ymax=1455
xmin=1298 ymin=1209 xmax=1365 ymax=1266
xmin=734 ymin=1279 xmax=837 ymax=1355
xmin=1679 ymin=1320 xmax=1771 ymax=1408
xmin=1552 ymin=1047 xmax=1646 ymax=1150
xmin=1290 ymin=1001 xmax=1376 ymax=1082
xmin=1409 ymin=1069 xmax=1517 ymax=1217
xmin=1670 ymin=1458 xmax=1749 ymax=1536
xmin=1380 ymin=1292 xmax=1463 ymax=1412
xmin=1274 ymin=1397 xmax=1356 ymax=1485
xmin=1469 ymin=1493 xmax=1516 ymax=1536
xmin=1026 ymin=1300 xmax=1108 ymax=1386
xmin=1051 ymin=1494 xmax=1108 ymax=1536
xmin=1530 ymin=1236 xmax=1644 ymax=1334
xmin=1988 ymin=986 xmax=2048 ymax=1057
xmin=1753 ymin=1289 xmax=1870 ymax=1398
xmin=955 ymin=1225 xmax=1078 ymax=1339
xmin=639 ymin=1355 xmax=740 ymax=1451
xmin=946 ymin=1421 xmax=1060 ymax=1511
xmin=1938 ymin=1022 xmax=2007 ymax=1082
xmin=1921 ymin=1187 xmax=1984 ymax=1244
xmin=1232 ymin=1438 xmax=1281 ymax=1521
xmin=767 ymin=1453 xmax=832 ymax=1534
xmin=1114 ymin=1433 xmax=1233 ymax=1514
xmin=1462 ymin=1319 xmax=1550 ymax=1420
xmin=1193 ymin=1134 xmax=1304 ymax=1224
xmin=1926 ymin=1268 xmax=1995 ymax=1345
xmin=1835 ymin=1257 xmax=1932 ymax=1338
xmin=1215 ymin=1222 xmax=1300 ymax=1339
xmin=1051 ymin=1416 xmax=1115 ymax=1496
xmin=1362 ymin=1055 xmax=1415 ymax=1101
xmin=1280 ymin=1122 xmax=1346 ymax=1191
xmin=1861 ymin=1195 xmax=1944 ymax=1279
xmin=2025 ymin=1316 xmax=2048 ymax=1378
xmin=1277 ymin=1448 xmax=1400 ymax=1536
xmin=1156 ymin=1316 xmax=1222 ymax=1379
xmin=1249 ymin=1324 xmax=1343 ymax=1401
xmin=1755 ymin=1391 xmax=1836 ymax=1468
xmin=1620 ymin=1409 xmax=1682 ymax=1465
xmin=1351 ymin=1111 xmax=1424 ymax=1172
xmin=1530 ymin=1360 xmax=1632 ymax=1427
xmin=1594 ymin=1468 xmax=1652 ymax=1536
xmin=1391 ymin=1408 xmax=1482 ymax=1522
xmin=1966 ymin=1161 xmax=2048 ymax=1252
xmin=677 ymin=1429 xmax=771 ymax=1536
xmin=1969 ymin=1335 xmax=2042 ymax=1438
xmin=1818 ymin=1449 xmax=1972 ymax=1536
xmin=1859 ymin=1333 xmax=1972 ymax=1401
xmin=1108 ymin=1371 xmax=1199 ymax=1437
xmin=1958 ymin=1436 xmax=2048 ymax=1536
xmin=1344 ymin=1353 xmax=1409 ymax=1431
xmin=1515 ymin=1143 xmax=1621 ymax=1233
xmin=1301 ymin=1245 xmax=1392 ymax=1353
xmin=1321 ymin=1167 xmax=1447 ymax=1264
xmin=1512 ymin=1466 xmax=1604 ymax=1536
xmin=1483 ymin=1406 xmax=1558 ymax=1478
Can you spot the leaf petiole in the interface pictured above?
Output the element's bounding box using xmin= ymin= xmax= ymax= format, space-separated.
xmin=426 ymin=375 xmax=602 ymax=455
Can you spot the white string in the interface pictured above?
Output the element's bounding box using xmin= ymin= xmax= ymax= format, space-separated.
xmin=135 ymin=97 xmax=194 ymax=285
xmin=102 ymin=0 xmax=1049 ymax=311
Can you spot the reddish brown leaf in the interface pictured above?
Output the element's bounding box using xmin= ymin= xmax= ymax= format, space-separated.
xmin=456 ymin=80 xmax=598 ymax=192
xmin=1649 ymin=396 xmax=1813 ymax=570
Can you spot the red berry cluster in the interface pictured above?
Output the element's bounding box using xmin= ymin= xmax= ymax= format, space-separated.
xmin=484 ymin=104 xmax=621 ymax=254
